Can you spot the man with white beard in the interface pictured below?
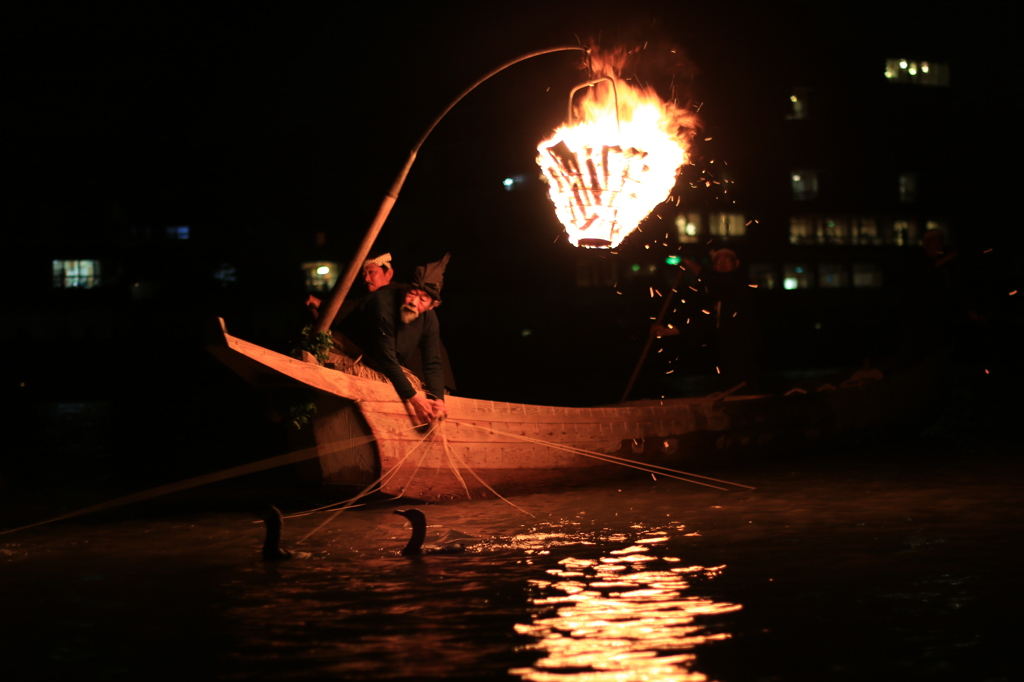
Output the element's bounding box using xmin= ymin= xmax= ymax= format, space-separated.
xmin=351 ymin=254 xmax=449 ymax=425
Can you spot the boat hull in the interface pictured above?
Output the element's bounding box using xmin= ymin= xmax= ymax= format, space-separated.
xmin=208 ymin=319 xmax=944 ymax=501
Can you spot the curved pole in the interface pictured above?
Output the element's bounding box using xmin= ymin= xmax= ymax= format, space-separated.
xmin=313 ymin=44 xmax=590 ymax=336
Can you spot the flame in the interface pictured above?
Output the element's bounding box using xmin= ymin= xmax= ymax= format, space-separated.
xmin=537 ymin=51 xmax=696 ymax=249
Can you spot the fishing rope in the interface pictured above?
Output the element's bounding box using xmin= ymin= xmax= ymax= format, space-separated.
xmin=0 ymin=434 xmax=380 ymax=536
xmin=441 ymin=428 xmax=473 ymax=499
xmin=295 ymin=423 xmax=437 ymax=543
xmin=448 ymin=420 xmax=754 ymax=491
xmin=439 ymin=429 xmax=536 ymax=517
xmin=3 ymin=403 xmax=752 ymax=538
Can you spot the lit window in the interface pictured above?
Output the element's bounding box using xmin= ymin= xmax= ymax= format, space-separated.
xmin=301 ymin=261 xmax=338 ymax=292
xmin=899 ymin=173 xmax=917 ymax=203
xmin=52 ymin=259 xmax=101 ymax=289
xmin=165 ymin=225 xmax=190 ymax=240
xmin=708 ymin=212 xmax=745 ymax=238
xmin=789 ymin=216 xmax=815 ymax=245
xmin=892 ymin=219 xmax=917 ymax=246
xmin=791 ymin=170 xmax=819 ymax=201
xmin=748 ymin=263 xmax=776 ymax=290
xmin=822 ymin=217 xmax=849 ymax=245
xmin=885 ymin=58 xmax=950 ymax=86
xmin=852 ymin=263 xmax=883 ymax=288
xmin=782 ymin=264 xmax=812 ymax=290
xmin=674 ymin=212 xmax=701 ymax=243
xmin=851 ymin=217 xmax=881 ymax=245
xmin=818 ymin=263 xmax=847 ymax=288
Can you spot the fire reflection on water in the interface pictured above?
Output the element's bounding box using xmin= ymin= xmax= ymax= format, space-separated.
xmin=510 ymin=530 xmax=741 ymax=682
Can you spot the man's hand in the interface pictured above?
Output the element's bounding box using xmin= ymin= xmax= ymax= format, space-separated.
xmin=405 ymin=394 xmax=441 ymax=425
xmin=431 ymin=399 xmax=447 ymax=421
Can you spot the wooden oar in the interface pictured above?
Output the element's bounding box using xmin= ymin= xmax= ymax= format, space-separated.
xmin=621 ymin=266 xmax=686 ymax=402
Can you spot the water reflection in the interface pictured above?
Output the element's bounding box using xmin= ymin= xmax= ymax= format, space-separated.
xmin=511 ymin=529 xmax=741 ymax=682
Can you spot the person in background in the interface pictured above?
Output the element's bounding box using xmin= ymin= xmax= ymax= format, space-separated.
xmin=305 ymin=251 xmax=395 ymax=319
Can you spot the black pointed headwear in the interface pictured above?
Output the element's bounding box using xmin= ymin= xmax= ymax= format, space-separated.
xmin=410 ymin=253 xmax=450 ymax=305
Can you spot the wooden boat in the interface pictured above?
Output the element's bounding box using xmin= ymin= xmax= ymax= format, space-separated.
xmin=208 ymin=317 xmax=947 ymax=501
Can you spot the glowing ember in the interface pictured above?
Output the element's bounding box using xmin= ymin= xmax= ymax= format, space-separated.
xmin=537 ymin=51 xmax=697 ymax=249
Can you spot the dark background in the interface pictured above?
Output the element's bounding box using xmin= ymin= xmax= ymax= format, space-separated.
xmin=5 ymin=1 xmax=1021 ymax=409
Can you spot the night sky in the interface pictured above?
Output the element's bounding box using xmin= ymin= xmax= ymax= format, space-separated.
xmin=13 ymin=2 xmax=1015 ymax=241
xmin=8 ymin=1 xmax=1020 ymax=404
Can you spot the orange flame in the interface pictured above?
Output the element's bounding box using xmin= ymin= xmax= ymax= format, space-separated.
xmin=537 ymin=51 xmax=697 ymax=249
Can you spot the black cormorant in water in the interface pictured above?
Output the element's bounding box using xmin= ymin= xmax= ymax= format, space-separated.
xmin=394 ymin=508 xmax=467 ymax=556
xmin=259 ymin=506 xmax=311 ymax=560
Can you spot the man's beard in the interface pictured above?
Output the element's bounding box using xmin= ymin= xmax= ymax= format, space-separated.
xmin=400 ymin=304 xmax=419 ymax=325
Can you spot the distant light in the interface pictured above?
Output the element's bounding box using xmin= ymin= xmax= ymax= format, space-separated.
xmin=790 ymin=95 xmax=798 ymax=103
xmin=502 ymin=174 xmax=526 ymax=192
xmin=520 ymin=329 xmax=532 ymax=337
xmin=665 ymin=255 xmax=681 ymax=265
xmin=792 ymin=174 xmax=801 ymax=182
xmin=921 ymin=62 xmax=930 ymax=73
xmin=814 ymin=322 xmax=823 ymax=330
xmin=899 ymin=59 xmax=908 ymax=69
xmin=316 ymin=266 xmax=331 ymax=275
xmin=631 ymin=263 xmax=641 ymax=272
xmin=783 ymin=277 xmax=799 ymax=290
xmin=794 ymin=266 xmax=804 ymax=274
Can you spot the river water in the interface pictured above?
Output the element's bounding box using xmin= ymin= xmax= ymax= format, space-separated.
xmin=1 ymin=393 xmax=1021 ymax=681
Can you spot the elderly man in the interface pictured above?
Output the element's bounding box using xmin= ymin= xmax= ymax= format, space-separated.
xmin=350 ymin=254 xmax=450 ymax=424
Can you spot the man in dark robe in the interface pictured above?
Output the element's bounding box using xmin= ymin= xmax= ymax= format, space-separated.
xmin=345 ymin=254 xmax=450 ymax=424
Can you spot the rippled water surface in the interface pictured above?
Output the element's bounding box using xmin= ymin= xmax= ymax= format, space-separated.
xmin=2 ymin=400 xmax=1022 ymax=681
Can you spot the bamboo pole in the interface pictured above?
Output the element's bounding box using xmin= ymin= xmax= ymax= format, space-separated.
xmin=311 ymin=45 xmax=589 ymax=339
xmin=621 ymin=266 xmax=686 ymax=402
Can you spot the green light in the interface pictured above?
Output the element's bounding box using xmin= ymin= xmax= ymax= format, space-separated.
xmin=665 ymin=255 xmax=681 ymax=266
xmin=631 ymin=263 xmax=641 ymax=272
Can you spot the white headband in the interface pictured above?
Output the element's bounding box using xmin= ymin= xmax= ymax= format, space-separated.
xmin=363 ymin=253 xmax=392 ymax=269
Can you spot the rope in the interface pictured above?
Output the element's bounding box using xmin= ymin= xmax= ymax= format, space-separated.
xmin=295 ymin=423 xmax=437 ymax=543
xmin=439 ymin=429 xmax=536 ymax=517
xmin=2 ymin=404 xmax=752 ymax=538
xmin=448 ymin=419 xmax=754 ymax=491
xmin=0 ymin=436 xmax=381 ymax=536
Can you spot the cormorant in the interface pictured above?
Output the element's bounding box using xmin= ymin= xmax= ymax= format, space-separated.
xmin=259 ymin=506 xmax=311 ymax=560
xmin=394 ymin=508 xmax=466 ymax=556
